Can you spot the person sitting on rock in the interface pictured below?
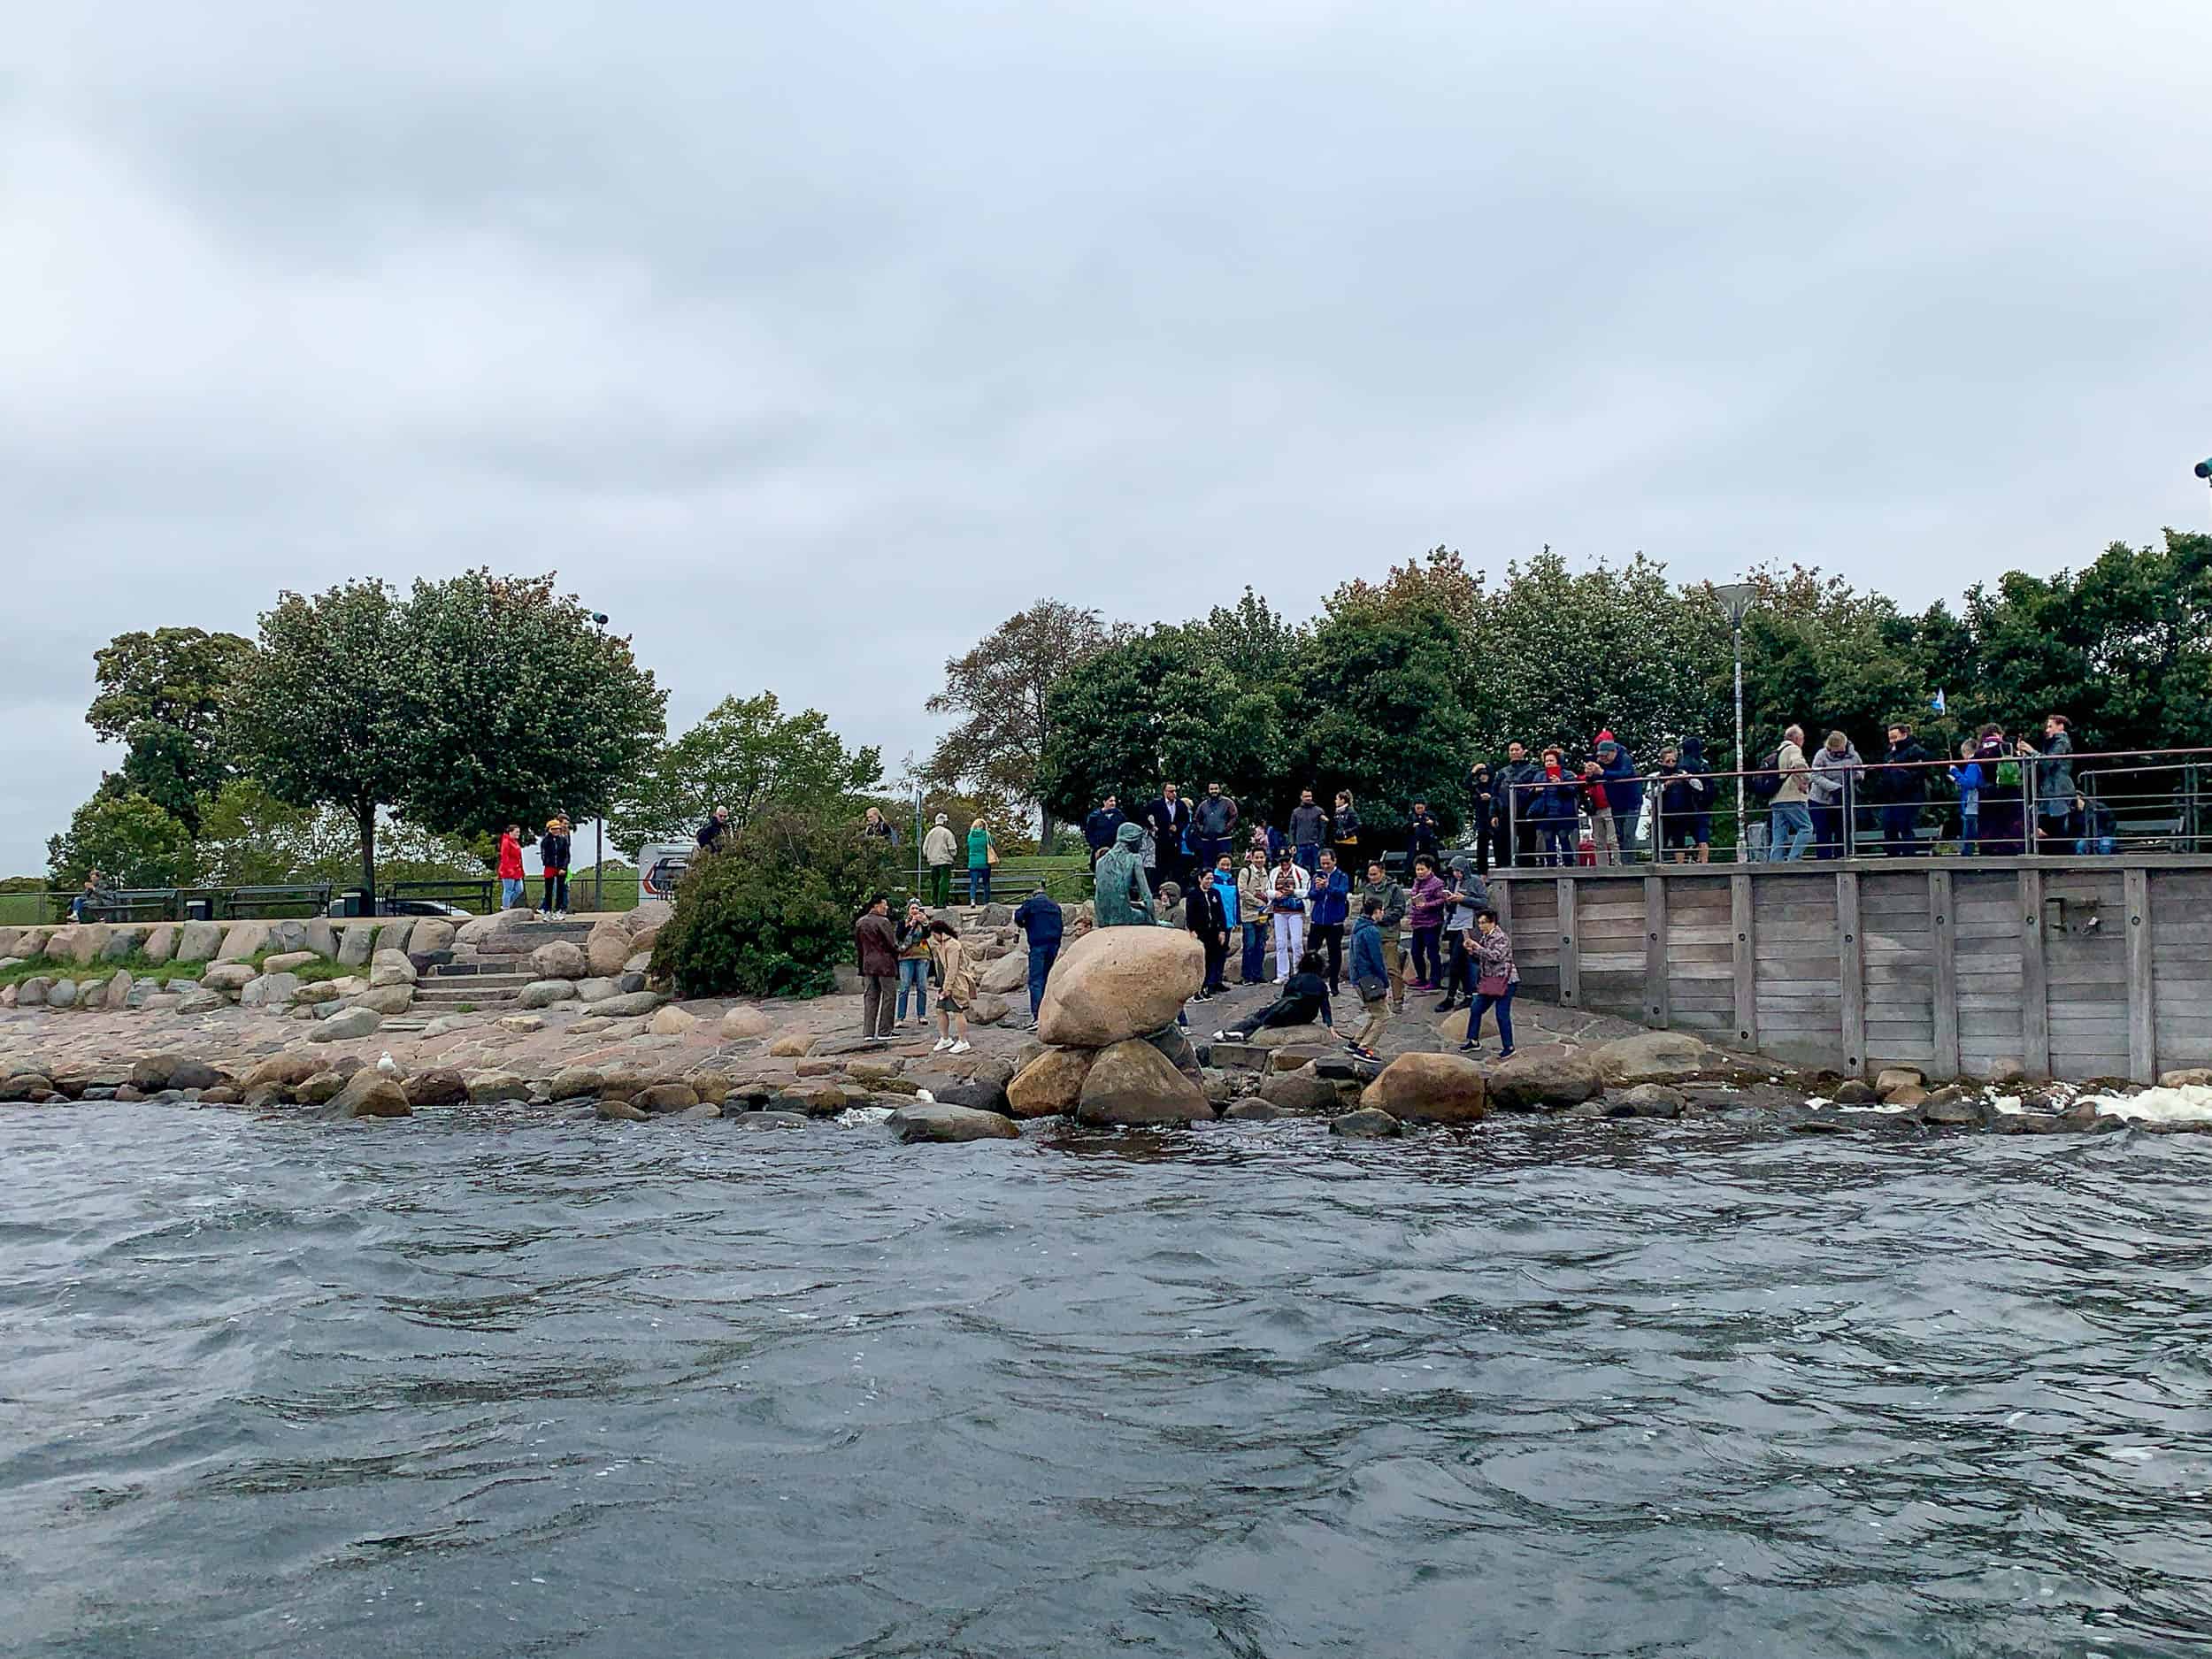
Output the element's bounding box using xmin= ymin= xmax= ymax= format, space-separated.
xmin=1213 ymin=951 xmax=1333 ymax=1043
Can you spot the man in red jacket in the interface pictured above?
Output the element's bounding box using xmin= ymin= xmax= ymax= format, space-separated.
xmin=498 ymin=824 xmax=526 ymax=911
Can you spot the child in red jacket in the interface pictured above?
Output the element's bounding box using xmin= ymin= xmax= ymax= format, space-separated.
xmin=498 ymin=825 xmax=526 ymax=911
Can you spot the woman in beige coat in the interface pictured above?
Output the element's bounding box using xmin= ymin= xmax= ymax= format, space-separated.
xmin=927 ymin=919 xmax=977 ymax=1054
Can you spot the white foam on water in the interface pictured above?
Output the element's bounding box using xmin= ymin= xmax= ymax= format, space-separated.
xmin=836 ymin=1105 xmax=894 ymax=1127
xmin=2076 ymin=1084 xmax=2212 ymax=1125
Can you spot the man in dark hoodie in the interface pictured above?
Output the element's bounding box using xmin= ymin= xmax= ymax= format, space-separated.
xmin=1877 ymin=723 xmax=1932 ymax=856
xmin=1594 ymin=732 xmax=1644 ymax=863
xmin=1493 ymin=741 xmax=1543 ymax=867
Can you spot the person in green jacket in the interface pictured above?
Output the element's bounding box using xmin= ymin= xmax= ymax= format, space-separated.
xmin=966 ymin=818 xmax=997 ymax=904
xmin=1093 ymin=820 xmax=1155 ymax=926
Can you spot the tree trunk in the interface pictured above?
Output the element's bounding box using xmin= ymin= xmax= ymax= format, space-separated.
xmin=357 ymin=799 xmax=378 ymax=908
xmin=1038 ymin=803 xmax=1051 ymax=853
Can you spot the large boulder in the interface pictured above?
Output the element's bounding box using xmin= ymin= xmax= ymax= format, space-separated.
xmin=969 ymin=993 xmax=1011 ymax=1026
xmin=142 ymin=923 xmax=178 ymax=964
xmin=411 ymin=918 xmax=455 ymax=956
xmin=266 ymin=918 xmax=311 ymax=955
xmin=65 ymin=925 xmax=112 ymax=966
xmin=311 ymin=1006 xmax=383 ymax=1042
xmin=335 ymin=925 xmax=376 ymax=967
xmin=574 ymin=976 xmax=620 ymax=1005
xmin=718 ymin=1005 xmax=772 ymax=1041
xmin=1036 ymin=927 xmax=1203 ymax=1049
xmin=1330 ymin=1108 xmax=1403 ymax=1138
xmin=239 ymin=1052 xmax=323 ymax=1090
xmin=369 ymin=949 xmax=419 ymax=988
xmin=1593 ymin=1030 xmax=1711 ymax=1087
xmin=530 ymin=941 xmax=588 ymax=979
xmin=590 ymin=990 xmax=664 ymax=1018
xmin=1005 ymin=1047 xmax=1097 ymax=1118
xmin=46 ymin=979 xmax=79 ymax=1009
xmin=376 ymin=918 xmax=417 ymax=954
xmin=201 ymin=961 xmax=256 ymax=993
xmin=649 ymin=1005 xmax=699 ymax=1036
xmin=215 ymin=921 xmax=269 ymax=963
xmin=1260 ymin=1065 xmax=1341 ymax=1113
xmin=1486 ymin=1046 xmax=1603 ymax=1111
xmin=1243 ymin=1022 xmax=1333 ymax=1050
xmin=262 ymin=950 xmax=318 ymax=975
xmin=1074 ymin=1037 xmax=1212 ymax=1125
xmin=331 ymin=1072 xmax=411 ymax=1118
xmin=979 ymin=950 xmax=1030 ymax=996
xmin=130 ymin=1055 xmax=228 ymax=1091
xmin=103 ymin=971 xmax=136 ymax=1009
xmin=466 ymin=1070 xmax=530 ymax=1103
xmin=1359 ymin=1053 xmax=1490 ymax=1124
xmin=173 ymin=919 xmax=224 ymax=963
xmin=888 ymin=1102 xmax=1020 ymax=1143
xmin=103 ymin=925 xmax=149 ymax=960
xmin=302 ymin=917 xmax=339 ymax=959
xmin=1607 ymin=1083 xmax=1687 ymax=1118
xmin=239 ymin=972 xmax=302 ymax=1008
xmin=455 ymin=910 xmax=527 ymax=947
xmin=517 ymin=979 xmax=580 ymax=1010
xmin=354 ymin=984 xmax=416 ymax=1015
xmin=585 ymin=918 xmax=633 ymax=977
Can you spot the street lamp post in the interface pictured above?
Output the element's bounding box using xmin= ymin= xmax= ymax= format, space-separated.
xmin=1713 ymin=583 xmax=1758 ymax=862
xmin=590 ymin=611 xmax=611 ymax=913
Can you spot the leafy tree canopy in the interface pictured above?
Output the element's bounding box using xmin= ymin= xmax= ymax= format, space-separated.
xmin=85 ymin=626 xmax=256 ymax=834
xmin=47 ymin=793 xmax=196 ymax=889
xmin=608 ymin=691 xmax=880 ymax=852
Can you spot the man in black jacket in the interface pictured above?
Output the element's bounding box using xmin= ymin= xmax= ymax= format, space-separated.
xmin=1466 ymin=762 xmax=1496 ymax=873
xmin=1083 ymin=795 xmax=1125 ymax=865
xmin=1406 ymin=800 xmax=1441 ymax=866
xmin=1288 ymin=787 xmax=1328 ymax=874
xmin=1493 ymin=743 xmax=1543 ymax=867
xmin=696 ymin=805 xmax=731 ymax=852
xmin=1143 ymin=783 xmax=1194 ymax=893
xmin=1877 ymin=725 xmax=1931 ymax=856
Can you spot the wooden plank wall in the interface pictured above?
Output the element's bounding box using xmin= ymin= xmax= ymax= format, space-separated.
xmin=1752 ymin=872 xmax=1843 ymax=1071
xmin=1494 ymin=858 xmax=2212 ymax=1083
xmin=2150 ymin=871 xmax=2212 ymax=1071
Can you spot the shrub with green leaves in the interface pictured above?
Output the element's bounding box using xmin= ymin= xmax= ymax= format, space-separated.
xmin=651 ymin=808 xmax=901 ymax=998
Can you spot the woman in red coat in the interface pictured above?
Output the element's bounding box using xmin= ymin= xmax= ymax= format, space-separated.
xmin=497 ymin=824 xmax=526 ymax=911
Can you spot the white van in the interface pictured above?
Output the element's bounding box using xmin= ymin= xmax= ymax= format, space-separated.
xmin=634 ymin=841 xmax=694 ymax=902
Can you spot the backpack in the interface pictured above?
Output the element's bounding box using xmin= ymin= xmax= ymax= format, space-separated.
xmin=1747 ymin=748 xmax=1786 ymax=803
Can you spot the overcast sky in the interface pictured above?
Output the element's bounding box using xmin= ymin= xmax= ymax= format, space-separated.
xmin=6 ymin=1 xmax=2209 ymax=873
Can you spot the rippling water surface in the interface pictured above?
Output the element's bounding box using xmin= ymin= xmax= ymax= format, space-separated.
xmin=4 ymin=1106 xmax=2211 ymax=1657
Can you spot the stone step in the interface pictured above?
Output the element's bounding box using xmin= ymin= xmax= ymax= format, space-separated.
xmin=418 ymin=976 xmax=532 ymax=995
xmin=415 ymin=987 xmax=522 ymax=1006
xmin=422 ymin=962 xmax=535 ymax=979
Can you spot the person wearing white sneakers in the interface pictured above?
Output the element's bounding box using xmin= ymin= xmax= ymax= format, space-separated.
xmin=926 ymin=918 xmax=976 ymax=1054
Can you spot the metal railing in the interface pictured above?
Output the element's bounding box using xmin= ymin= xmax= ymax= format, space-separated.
xmin=1494 ymin=744 xmax=2212 ymax=865
xmin=379 ymin=879 xmax=495 ymax=916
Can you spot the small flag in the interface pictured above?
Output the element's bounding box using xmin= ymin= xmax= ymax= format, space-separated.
xmin=1931 ymin=688 xmax=1947 ymax=715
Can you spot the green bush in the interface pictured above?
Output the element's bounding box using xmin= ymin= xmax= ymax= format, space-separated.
xmin=651 ymin=808 xmax=901 ymax=998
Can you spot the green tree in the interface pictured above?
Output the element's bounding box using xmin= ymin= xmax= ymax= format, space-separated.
xmin=85 ymin=626 xmax=255 ymax=834
xmin=232 ymin=572 xmax=665 ymax=896
xmin=47 ymin=792 xmax=196 ymax=888
xmin=609 ymin=692 xmax=881 ymax=851
xmin=194 ymin=779 xmax=486 ymax=888
xmin=229 ymin=579 xmax=413 ymax=897
xmin=925 ymin=600 xmax=1132 ymax=844
xmin=1280 ymin=598 xmax=1479 ymax=832
xmin=650 ymin=806 xmax=901 ymax=997
xmin=1196 ymin=588 xmax=1305 ymax=687
xmin=1036 ymin=625 xmax=1286 ymax=822
xmin=394 ymin=570 xmax=665 ymax=841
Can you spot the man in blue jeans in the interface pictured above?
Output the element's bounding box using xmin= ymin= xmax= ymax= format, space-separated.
xmin=1012 ymin=881 xmax=1064 ymax=1024
xmin=1768 ymin=725 xmax=1815 ymax=861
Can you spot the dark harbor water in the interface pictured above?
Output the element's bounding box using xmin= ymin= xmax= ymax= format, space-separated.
xmin=4 ymin=1108 xmax=2210 ymax=1658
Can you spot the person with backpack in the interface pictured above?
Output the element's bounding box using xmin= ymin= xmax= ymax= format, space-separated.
xmin=1975 ymin=726 xmax=2024 ymax=855
xmin=1767 ymin=726 xmax=1814 ymax=861
xmin=1236 ymin=847 xmax=1273 ymax=984
xmin=1359 ymin=859 xmax=1409 ymax=1012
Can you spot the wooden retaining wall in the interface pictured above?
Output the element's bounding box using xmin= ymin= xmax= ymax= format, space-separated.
xmin=1490 ymin=858 xmax=2212 ymax=1082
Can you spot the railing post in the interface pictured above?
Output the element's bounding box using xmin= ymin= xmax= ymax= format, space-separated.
xmin=1555 ymin=875 xmax=1579 ymax=1007
xmin=1929 ymin=869 xmax=1959 ymax=1081
xmin=1643 ymin=872 xmax=1669 ymax=1025
xmin=2019 ymin=867 xmax=2049 ymax=1079
xmin=1731 ymin=869 xmax=1757 ymax=1048
xmin=2125 ymin=865 xmax=2154 ymax=1084
xmin=1837 ymin=870 xmax=1865 ymax=1079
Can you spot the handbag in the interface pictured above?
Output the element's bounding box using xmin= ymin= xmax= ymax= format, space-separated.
xmin=986 ymin=842 xmax=999 ymax=865
xmin=1354 ymin=973 xmax=1389 ymax=1001
xmin=1475 ymin=972 xmax=1509 ymax=997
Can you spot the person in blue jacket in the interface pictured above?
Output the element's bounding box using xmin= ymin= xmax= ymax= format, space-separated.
xmin=1306 ymin=848 xmax=1353 ymax=992
xmin=1595 ymin=730 xmax=1643 ymax=861
xmin=1012 ymin=882 xmax=1064 ymax=1021
xmin=1525 ymin=748 xmax=1580 ymax=865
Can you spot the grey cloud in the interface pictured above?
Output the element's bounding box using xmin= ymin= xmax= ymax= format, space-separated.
xmin=3 ymin=1 xmax=2208 ymax=871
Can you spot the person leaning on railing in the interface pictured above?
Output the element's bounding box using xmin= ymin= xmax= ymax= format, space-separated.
xmin=1873 ymin=724 xmax=1932 ymax=856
